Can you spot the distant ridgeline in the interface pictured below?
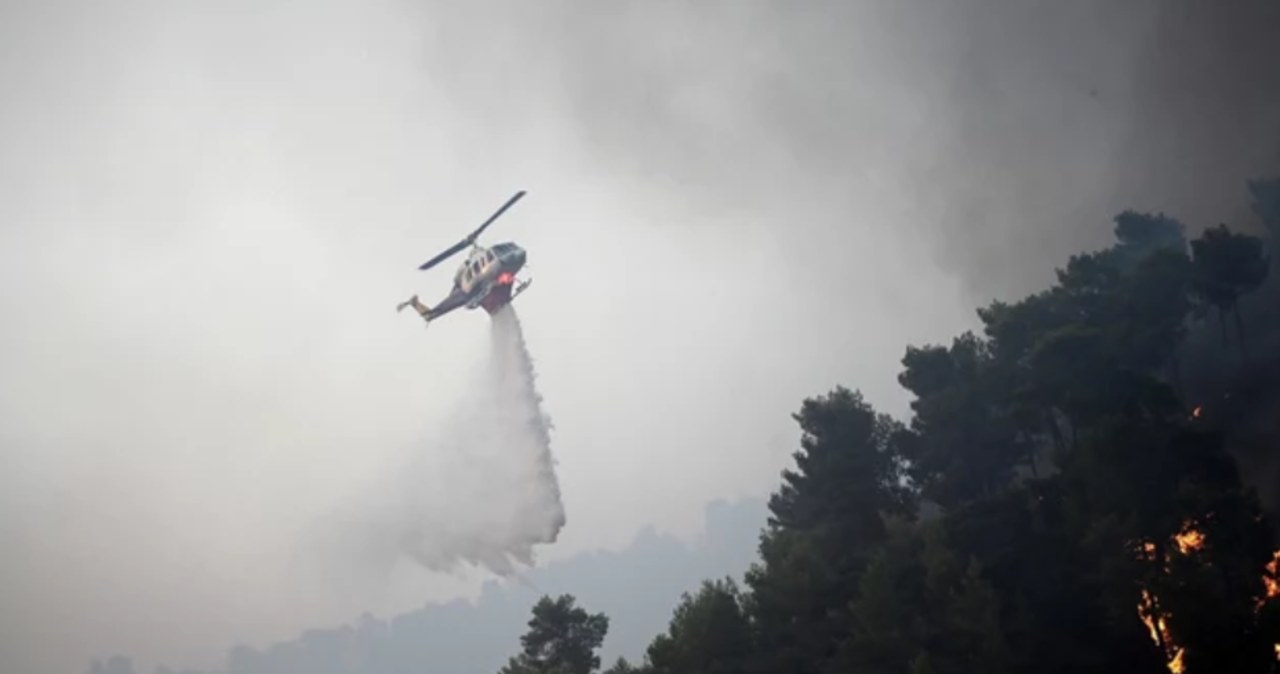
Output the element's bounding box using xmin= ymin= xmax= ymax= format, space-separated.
xmin=86 ymin=497 xmax=769 ymax=674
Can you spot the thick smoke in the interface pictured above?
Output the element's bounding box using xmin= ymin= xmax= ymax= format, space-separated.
xmin=421 ymin=0 xmax=1280 ymax=303
xmin=322 ymin=305 xmax=565 ymax=580
xmin=419 ymin=0 xmax=1280 ymax=514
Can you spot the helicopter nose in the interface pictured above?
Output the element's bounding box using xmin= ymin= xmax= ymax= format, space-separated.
xmin=511 ymin=246 xmax=527 ymax=267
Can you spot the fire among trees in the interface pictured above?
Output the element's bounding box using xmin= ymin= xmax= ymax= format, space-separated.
xmin=1135 ymin=522 xmax=1280 ymax=673
xmin=498 ymin=178 xmax=1280 ymax=674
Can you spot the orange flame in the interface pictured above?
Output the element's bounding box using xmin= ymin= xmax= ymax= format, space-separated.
xmin=1173 ymin=527 xmax=1205 ymax=555
xmin=1138 ymin=589 xmax=1185 ymax=673
xmin=1256 ymin=550 xmax=1280 ymax=613
xmin=1134 ymin=523 xmax=1280 ymax=669
xmin=1265 ymin=551 xmax=1280 ymax=601
xmin=1139 ymin=541 xmax=1158 ymax=561
xmin=1138 ymin=589 xmax=1162 ymax=644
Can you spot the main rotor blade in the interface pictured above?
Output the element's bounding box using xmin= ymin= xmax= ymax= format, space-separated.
xmin=466 ymin=190 xmax=526 ymax=242
xmin=416 ymin=190 xmax=526 ymax=271
xmin=418 ymin=239 xmax=470 ymax=271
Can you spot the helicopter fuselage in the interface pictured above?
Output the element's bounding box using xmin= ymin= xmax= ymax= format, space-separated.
xmin=445 ymin=241 xmax=529 ymax=315
xmin=403 ymin=190 xmax=533 ymax=326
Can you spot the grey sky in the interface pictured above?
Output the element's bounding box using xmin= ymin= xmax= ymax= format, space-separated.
xmin=2 ymin=1 xmax=1277 ymax=672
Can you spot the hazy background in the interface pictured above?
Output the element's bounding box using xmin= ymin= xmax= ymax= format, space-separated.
xmin=129 ymin=497 xmax=769 ymax=674
xmin=2 ymin=1 xmax=1278 ymax=672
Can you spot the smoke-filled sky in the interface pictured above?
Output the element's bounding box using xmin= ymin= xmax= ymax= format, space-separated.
xmin=2 ymin=1 xmax=1277 ymax=672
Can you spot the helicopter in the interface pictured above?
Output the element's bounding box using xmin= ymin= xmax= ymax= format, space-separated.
xmin=397 ymin=190 xmax=533 ymax=327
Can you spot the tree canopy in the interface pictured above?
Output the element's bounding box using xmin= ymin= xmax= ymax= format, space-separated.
xmin=500 ymin=595 xmax=611 ymax=674
xmin=501 ymin=178 xmax=1280 ymax=674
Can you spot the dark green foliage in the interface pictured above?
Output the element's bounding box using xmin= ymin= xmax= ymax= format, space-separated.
xmin=898 ymin=333 xmax=1029 ymax=506
xmin=766 ymin=386 xmax=915 ymax=534
xmin=643 ymin=579 xmax=753 ymax=674
xmin=601 ymin=657 xmax=640 ymax=674
xmin=827 ymin=518 xmax=1012 ymax=674
xmin=1190 ymin=224 xmax=1270 ymax=356
xmin=499 ymin=595 xmax=610 ymax=674
xmin=743 ymin=386 xmax=915 ymax=674
xmin=1112 ymin=210 xmax=1187 ymax=270
xmin=507 ymin=180 xmax=1280 ymax=674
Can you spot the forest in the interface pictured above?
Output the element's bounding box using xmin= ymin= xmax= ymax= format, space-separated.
xmin=496 ymin=177 xmax=1280 ymax=674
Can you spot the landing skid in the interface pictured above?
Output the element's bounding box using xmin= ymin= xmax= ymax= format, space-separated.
xmin=511 ymin=278 xmax=532 ymax=301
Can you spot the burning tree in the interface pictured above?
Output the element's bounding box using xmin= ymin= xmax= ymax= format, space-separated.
xmin=1134 ymin=517 xmax=1280 ymax=673
xmin=597 ymin=182 xmax=1280 ymax=674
